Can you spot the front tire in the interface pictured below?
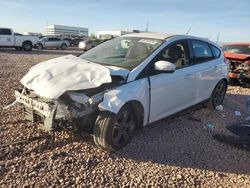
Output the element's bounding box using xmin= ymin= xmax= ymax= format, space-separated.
xmin=207 ymin=80 xmax=227 ymax=109
xmin=94 ymin=105 xmax=137 ymax=151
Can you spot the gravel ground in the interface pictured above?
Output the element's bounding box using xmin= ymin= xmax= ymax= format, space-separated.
xmin=0 ymin=48 xmax=250 ymax=187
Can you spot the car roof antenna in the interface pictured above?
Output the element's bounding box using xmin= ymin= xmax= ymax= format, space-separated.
xmin=186 ymin=27 xmax=192 ymax=35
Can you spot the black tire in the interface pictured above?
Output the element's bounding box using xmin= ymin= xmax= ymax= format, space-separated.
xmin=22 ymin=41 xmax=32 ymax=51
xmin=94 ymin=105 xmax=137 ymax=151
xmin=207 ymin=80 xmax=227 ymax=109
xmin=61 ymin=43 xmax=67 ymax=50
xmin=15 ymin=47 xmax=22 ymax=51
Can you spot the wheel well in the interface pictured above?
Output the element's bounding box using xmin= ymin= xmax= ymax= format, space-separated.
xmin=125 ymin=100 xmax=144 ymax=129
xmin=62 ymin=43 xmax=67 ymax=46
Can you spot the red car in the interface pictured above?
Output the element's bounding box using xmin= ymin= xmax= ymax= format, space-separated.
xmin=223 ymin=43 xmax=250 ymax=85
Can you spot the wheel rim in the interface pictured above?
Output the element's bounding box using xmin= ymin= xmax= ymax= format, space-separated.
xmin=24 ymin=43 xmax=31 ymax=50
xmin=213 ymin=82 xmax=226 ymax=106
xmin=112 ymin=110 xmax=136 ymax=147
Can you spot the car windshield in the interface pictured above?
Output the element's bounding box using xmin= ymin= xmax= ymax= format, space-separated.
xmin=223 ymin=45 xmax=250 ymax=55
xmin=79 ymin=37 xmax=163 ymax=70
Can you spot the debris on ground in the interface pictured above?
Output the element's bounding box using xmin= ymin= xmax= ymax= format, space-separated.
xmin=214 ymin=121 xmax=250 ymax=151
xmin=207 ymin=123 xmax=214 ymax=129
xmin=234 ymin=111 xmax=241 ymax=116
xmin=187 ymin=116 xmax=202 ymax=122
xmin=215 ymin=105 xmax=223 ymax=111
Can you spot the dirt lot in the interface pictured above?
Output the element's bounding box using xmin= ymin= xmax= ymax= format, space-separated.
xmin=0 ymin=48 xmax=250 ymax=187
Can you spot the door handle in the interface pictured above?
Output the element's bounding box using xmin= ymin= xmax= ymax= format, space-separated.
xmin=184 ymin=74 xmax=194 ymax=79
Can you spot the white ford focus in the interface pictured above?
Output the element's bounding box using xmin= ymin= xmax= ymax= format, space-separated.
xmin=15 ymin=33 xmax=228 ymax=151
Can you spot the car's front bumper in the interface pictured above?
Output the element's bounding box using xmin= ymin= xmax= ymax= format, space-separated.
xmin=15 ymin=90 xmax=57 ymax=131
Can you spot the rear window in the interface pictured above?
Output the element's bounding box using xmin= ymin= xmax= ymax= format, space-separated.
xmin=191 ymin=40 xmax=213 ymax=63
xmin=0 ymin=29 xmax=11 ymax=35
xmin=210 ymin=45 xmax=221 ymax=58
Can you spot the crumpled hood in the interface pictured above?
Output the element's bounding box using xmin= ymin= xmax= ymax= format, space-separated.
xmin=224 ymin=52 xmax=250 ymax=61
xmin=21 ymin=55 xmax=113 ymax=99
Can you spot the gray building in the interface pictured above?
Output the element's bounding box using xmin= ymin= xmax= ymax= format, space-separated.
xmin=45 ymin=24 xmax=88 ymax=37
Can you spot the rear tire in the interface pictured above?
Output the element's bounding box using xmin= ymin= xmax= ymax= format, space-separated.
xmin=22 ymin=41 xmax=32 ymax=51
xmin=206 ymin=80 xmax=227 ymax=109
xmin=61 ymin=43 xmax=67 ymax=50
xmin=93 ymin=105 xmax=137 ymax=151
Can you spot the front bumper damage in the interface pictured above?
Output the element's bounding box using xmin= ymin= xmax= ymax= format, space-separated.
xmin=14 ymin=88 xmax=103 ymax=132
xmin=228 ymin=61 xmax=250 ymax=84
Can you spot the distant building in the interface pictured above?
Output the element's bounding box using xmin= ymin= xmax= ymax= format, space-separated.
xmin=97 ymin=29 xmax=143 ymax=39
xmin=45 ymin=24 xmax=88 ymax=37
xmin=23 ymin=32 xmax=42 ymax=37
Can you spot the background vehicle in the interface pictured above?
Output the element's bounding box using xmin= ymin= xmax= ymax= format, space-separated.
xmin=70 ymin=38 xmax=84 ymax=46
xmin=36 ymin=37 xmax=70 ymax=50
xmin=78 ymin=39 xmax=106 ymax=51
xmin=15 ymin=33 xmax=228 ymax=151
xmin=0 ymin=27 xmax=38 ymax=51
xmin=223 ymin=43 xmax=250 ymax=85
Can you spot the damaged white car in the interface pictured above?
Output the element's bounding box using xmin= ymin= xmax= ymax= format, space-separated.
xmin=14 ymin=33 xmax=228 ymax=151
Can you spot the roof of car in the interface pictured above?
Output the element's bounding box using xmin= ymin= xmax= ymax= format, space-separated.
xmin=122 ymin=32 xmax=175 ymax=40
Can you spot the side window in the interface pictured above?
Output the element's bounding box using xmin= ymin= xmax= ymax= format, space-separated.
xmin=191 ymin=40 xmax=213 ymax=63
xmin=0 ymin=29 xmax=11 ymax=35
xmin=48 ymin=38 xmax=53 ymax=41
xmin=156 ymin=40 xmax=189 ymax=69
xmin=210 ymin=45 xmax=221 ymax=58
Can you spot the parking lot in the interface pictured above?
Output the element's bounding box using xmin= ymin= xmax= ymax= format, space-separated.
xmin=0 ymin=48 xmax=250 ymax=187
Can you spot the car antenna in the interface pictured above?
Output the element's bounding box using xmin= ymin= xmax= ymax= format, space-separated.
xmin=145 ymin=21 xmax=149 ymax=32
xmin=216 ymin=32 xmax=220 ymax=43
xmin=186 ymin=27 xmax=192 ymax=35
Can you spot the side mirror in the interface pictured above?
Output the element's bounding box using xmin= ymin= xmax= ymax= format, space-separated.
xmin=154 ymin=60 xmax=176 ymax=73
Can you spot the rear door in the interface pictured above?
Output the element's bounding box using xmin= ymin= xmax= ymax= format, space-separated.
xmin=0 ymin=29 xmax=14 ymax=46
xmin=189 ymin=39 xmax=223 ymax=102
xmin=149 ymin=40 xmax=197 ymax=123
xmin=46 ymin=38 xmax=57 ymax=48
xmin=53 ymin=38 xmax=62 ymax=47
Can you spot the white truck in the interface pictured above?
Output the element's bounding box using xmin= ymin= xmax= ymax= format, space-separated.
xmin=0 ymin=28 xmax=38 ymax=51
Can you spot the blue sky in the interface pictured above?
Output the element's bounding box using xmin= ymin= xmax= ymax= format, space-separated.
xmin=0 ymin=0 xmax=249 ymax=42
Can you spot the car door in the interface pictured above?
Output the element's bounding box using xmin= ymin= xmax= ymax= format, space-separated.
xmin=0 ymin=29 xmax=14 ymax=46
xmin=188 ymin=39 xmax=222 ymax=103
xmin=149 ymin=40 xmax=198 ymax=123
xmin=53 ymin=38 xmax=61 ymax=48
xmin=46 ymin=38 xmax=56 ymax=48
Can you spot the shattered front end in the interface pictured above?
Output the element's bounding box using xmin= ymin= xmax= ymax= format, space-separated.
xmin=15 ymin=87 xmax=104 ymax=133
xmin=228 ymin=60 xmax=250 ymax=84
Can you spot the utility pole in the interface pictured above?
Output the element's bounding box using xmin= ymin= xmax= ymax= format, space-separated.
xmin=145 ymin=21 xmax=149 ymax=32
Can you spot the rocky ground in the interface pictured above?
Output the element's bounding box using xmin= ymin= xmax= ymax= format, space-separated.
xmin=0 ymin=48 xmax=250 ymax=187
